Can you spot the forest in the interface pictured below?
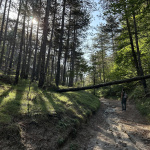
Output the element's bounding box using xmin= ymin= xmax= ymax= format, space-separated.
xmin=0 ymin=0 xmax=90 ymax=87
xmin=89 ymin=0 xmax=150 ymax=94
xmin=0 ymin=0 xmax=150 ymax=90
xmin=0 ymin=0 xmax=150 ymax=149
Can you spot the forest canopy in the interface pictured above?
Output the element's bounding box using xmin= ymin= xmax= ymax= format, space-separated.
xmin=87 ymin=0 xmax=150 ymax=94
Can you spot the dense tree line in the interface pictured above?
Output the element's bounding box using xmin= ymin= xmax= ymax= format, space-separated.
xmin=89 ymin=0 xmax=150 ymax=93
xmin=0 ymin=0 xmax=90 ymax=87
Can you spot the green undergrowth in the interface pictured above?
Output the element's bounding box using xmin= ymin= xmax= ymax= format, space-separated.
xmin=96 ymin=84 xmax=130 ymax=100
xmin=129 ymin=81 xmax=150 ymax=122
xmin=97 ymin=80 xmax=150 ymax=121
xmin=0 ymin=79 xmax=100 ymax=124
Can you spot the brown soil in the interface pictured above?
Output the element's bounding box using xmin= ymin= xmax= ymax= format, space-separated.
xmin=0 ymin=115 xmax=74 ymax=150
xmin=0 ymin=98 xmax=150 ymax=150
xmin=61 ymin=98 xmax=150 ymax=150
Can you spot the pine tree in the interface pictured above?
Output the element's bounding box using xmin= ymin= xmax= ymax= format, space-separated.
xmin=8 ymin=0 xmax=22 ymax=74
xmin=0 ymin=0 xmax=11 ymax=68
xmin=55 ymin=0 xmax=66 ymax=87
xmin=38 ymin=0 xmax=51 ymax=87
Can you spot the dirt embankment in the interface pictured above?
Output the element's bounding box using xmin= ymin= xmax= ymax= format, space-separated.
xmin=61 ymin=98 xmax=150 ymax=150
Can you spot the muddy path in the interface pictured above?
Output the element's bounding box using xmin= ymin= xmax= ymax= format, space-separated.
xmin=61 ymin=99 xmax=150 ymax=150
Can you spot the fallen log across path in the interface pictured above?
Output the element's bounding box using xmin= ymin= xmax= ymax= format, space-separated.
xmin=57 ymin=74 xmax=150 ymax=92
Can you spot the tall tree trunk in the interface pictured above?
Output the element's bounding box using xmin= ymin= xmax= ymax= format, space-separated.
xmin=55 ymin=49 xmax=57 ymax=77
xmin=5 ymin=41 xmax=12 ymax=74
xmin=0 ymin=0 xmax=8 ymax=48
xmin=20 ymin=18 xmax=29 ymax=79
xmin=101 ymin=36 xmax=105 ymax=83
xmin=38 ymin=0 xmax=51 ymax=87
xmin=111 ymin=31 xmax=116 ymax=59
xmin=125 ymin=15 xmax=139 ymax=75
xmin=75 ymin=67 xmax=78 ymax=84
xmin=93 ymin=70 xmax=96 ymax=95
xmin=132 ymin=8 xmax=147 ymax=92
xmin=62 ymin=10 xmax=71 ymax=86
xmin=26 ymin=21 xmax=33 ymax=79
xmin=50 ymin=48 xmax=56 ymax=84
xmin=35 ymin=47 xmax=41 ymax=80
xmin=69 ymin=20 xmax=76 ymax=87
xmin=8 ymin=0 xmax=22 ymax=74
xmin=14 ymin=1 xmax=27 ymax=84
xmin=69 ymin=50 xmax=75 ymax=86
xmin=0 ymin=0 xmax=11 ymax=69
xmin=4 ymin=43 xmax=10 ymax=74
xmin=31 ymin=21 xmax=40 ymax=81
xmin=35 ymin=0 xmax=42 ymax=81
xmin=102 ymin=49 xmax=105 ymax=83
xmin=31 ymin=0 xmax=41 ymax=82
xmin=45 ymin=0 xmax=57 ymax=76
xmin=55 ymin=0 xmax=66 ymax=87
xmin=0 ymin=0 xmax=3 ymax=8
xmin=60 ymin=67 xmax=63 ymax=84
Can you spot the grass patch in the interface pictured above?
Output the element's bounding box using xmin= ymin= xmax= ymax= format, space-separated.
xmin=0 ymin=112 xmax=11 ymax=124
xmin=0 ymin=79 xmax=100 ymax=149
xmin=0 ymin=79 xmax=100 ymax=124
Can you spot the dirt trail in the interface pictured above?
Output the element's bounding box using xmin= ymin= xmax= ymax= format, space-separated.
xmin=61 ymin=98 xmax=150 ymax=150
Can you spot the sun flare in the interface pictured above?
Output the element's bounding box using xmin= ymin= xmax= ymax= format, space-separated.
xmin=32 ymin=18 xmax=38 ymax=25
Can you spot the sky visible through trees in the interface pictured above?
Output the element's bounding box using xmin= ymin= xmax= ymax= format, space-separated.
xmin=0 ymin=0 xmax=93 ymax=87
xmin=82 ymin=0 xmax=105 ymax=61
xmin=0 ymin=0 xmax=150 ymax=91
xmin=1 ymin=0 xmax=102 ymax=60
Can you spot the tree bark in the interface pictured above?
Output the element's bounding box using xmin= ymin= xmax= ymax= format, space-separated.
xmin=0 ymin=0 xmax=11 ymax=68
xmin=32 ymin=0 xmax=41 ymax=81
xmin=38 ymin=0 xmax=51 ymax=87
xmin=69 ymin=19 xmax=76 ymax=87
xmin=55 ymin=0 xmax=66 ymax=87
xmin=62 ymin=11 xmax=71 ymax=86
xmin=26 ymin=21 xmax=33 ymax=79
xmin=35 ymin=0 xmax=42 ymax=81
xmin=31 ymin=21 xmax=40 ymax=81
xmin=20 ymin=18 xmax=29 ymax=79
xmin=8 ymin=0 xmax=22 ymax=74
xmin=50 ymin=48 xmax=56 ymax=84
xmin=0 ymin=0 xmax=3 ymax=8
xmin=45 ymin=0 xmax=57 ymax=76
xmin=4 ymin=42 xmax=11 ymax=74
xmin=132 ymin=8 xmax=147 ymax=92
xmin=57 ymin=74 xmax=150 ymax=92
xmin=0 ymin=0 xmax=8 ymax=48
xmin=125 ymin=13 xmax=139 ymax=75
xmin=101 ymin=36 xmax=105 ymax=83
xmin=35 ymin=46 xmax=41 ymax=80
xmin=14 ymin=1 xmax=27 ymax=84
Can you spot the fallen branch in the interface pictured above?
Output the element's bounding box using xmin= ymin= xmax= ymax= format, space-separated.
xmin=57 ymin=75 xmax=150 ymax=92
